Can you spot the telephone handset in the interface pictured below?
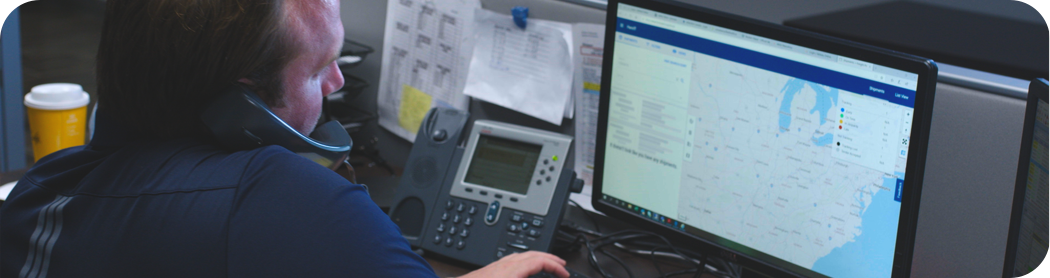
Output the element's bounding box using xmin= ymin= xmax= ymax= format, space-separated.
xmin=389 ymin=107 xmax=581 ymax=267
xmin=200 ymin=84 xmax=352 ymax=169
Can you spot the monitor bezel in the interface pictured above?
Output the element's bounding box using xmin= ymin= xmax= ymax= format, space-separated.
xmin=591 ymin=0 xmax=939 ymax=277
xmin=1002 ymin=78 xmax=1049 ymax=277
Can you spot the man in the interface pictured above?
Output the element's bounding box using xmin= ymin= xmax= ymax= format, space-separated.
xmin=0 ymin=0 xmax=570 ymax=277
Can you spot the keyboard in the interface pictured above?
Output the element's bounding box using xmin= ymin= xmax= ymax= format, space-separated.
xmin=527 ymin=267 xmax=589 ymax=278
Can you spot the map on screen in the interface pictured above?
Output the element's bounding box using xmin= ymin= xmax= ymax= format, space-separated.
xmin=602 ymin=4 xmax=919 ymax=277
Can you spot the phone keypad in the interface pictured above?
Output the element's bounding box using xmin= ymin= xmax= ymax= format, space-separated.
xmin=431 ymin=198 xmax=550 ymax=262
xmin=434 ymin=199 xmax=476 ymax=251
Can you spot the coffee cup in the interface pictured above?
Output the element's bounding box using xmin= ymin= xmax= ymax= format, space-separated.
xmin=24 ymin=83 xmax=90 ymax=161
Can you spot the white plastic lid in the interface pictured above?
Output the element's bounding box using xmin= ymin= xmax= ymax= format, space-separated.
xmin=24 ymin=83 xmax=90 ymax=110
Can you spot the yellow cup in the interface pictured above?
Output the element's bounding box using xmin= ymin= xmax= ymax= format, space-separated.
xmin=24 ymin=83 xmax=90 ymax=162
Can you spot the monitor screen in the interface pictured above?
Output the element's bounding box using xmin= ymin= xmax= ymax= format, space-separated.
xmin=595 ymin=1 xmax=934 ymax=277
xmin=464 ymin=135 xmax=543 ymax=195
xmin=1007 ymin=83 xmax=1049 ymax=276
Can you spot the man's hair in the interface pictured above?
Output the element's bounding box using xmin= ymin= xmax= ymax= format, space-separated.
xmin=96 ymin=0 xmax=292 ymax=139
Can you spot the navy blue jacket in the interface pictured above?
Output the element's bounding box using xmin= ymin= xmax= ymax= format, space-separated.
xmin=0 ymin=113 xmax=437 ymax=277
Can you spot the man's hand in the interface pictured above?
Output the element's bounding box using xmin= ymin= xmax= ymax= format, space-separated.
xmin=459 ymin=251 xmax=570 ymax=278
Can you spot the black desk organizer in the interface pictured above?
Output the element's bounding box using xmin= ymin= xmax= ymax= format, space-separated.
xmin=319 ymin=39 xmax=397 ymax=175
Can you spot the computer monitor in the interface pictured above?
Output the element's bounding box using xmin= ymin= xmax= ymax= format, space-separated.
xmin=1003 ymin=79 xmax=1049 ymax=277
xmin=592 ymin=0 xmax=938 ymax=277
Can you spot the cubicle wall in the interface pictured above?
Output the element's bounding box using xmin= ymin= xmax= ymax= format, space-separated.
xmin=338 ymin=0 xmax=606 ymax=172
xmin=1 ymin=8 xmax=25 ymax=172
xmin=340 ymin=1 xmax=1035 ymax=277
xmin=913 ymin=82 xmax=1027 ymax=277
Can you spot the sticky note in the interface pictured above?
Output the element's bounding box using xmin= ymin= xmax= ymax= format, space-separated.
xmin=398 ymin=85 xmax=433 ymax=134
xmin=583 ymin=82 xmax=601 ymax=92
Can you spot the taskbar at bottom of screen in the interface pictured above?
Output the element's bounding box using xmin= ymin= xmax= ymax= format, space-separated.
xmin=602 ymin=195 xmax=686 ymax=232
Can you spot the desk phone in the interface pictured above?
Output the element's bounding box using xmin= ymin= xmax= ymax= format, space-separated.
xmin=389 ymin=107 xmax=580 ymax=267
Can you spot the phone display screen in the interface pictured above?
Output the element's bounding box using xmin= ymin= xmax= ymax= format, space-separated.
xmin=464 ymin=135 xmax=542 ymax=195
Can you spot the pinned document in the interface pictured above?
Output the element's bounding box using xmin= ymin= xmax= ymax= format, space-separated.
xmin=463 ymin=9 xmax=574 ymax=126
xmin=377 ymin=0 xmax=479 ymax=142
xmin=569 ymin=23 xmax=606 ymax=214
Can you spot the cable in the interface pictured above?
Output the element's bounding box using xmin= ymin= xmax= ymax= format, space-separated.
xmin=568 ymin=199 xmax=602 ymax=233
xmin=552 ymin=228 xmax=589 ymax=253
xmin=649 ymin=245 xmax=664 ymax=277
xmin=661 ymin=268 xmax=699 ymax=277
xmin=613 ymin=242 xmax=700 ymax=265
xmin=600 ymin=246 xmax=635 ymax=278
xmin=555 ymin=217 xmax=742 ymax=278
xmin=590 ymin=231 xmax=700 ymax=278
xmin=611 ymin=239 xmax=734 ymax=277
xmin=559 ymin=219 xmax=602 ymax=237
xmin=583 ymin=234 xmax=614 ymax=278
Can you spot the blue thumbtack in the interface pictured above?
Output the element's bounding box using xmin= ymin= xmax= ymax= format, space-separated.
xmin=512 ymin=6 xmax=528 ymax=29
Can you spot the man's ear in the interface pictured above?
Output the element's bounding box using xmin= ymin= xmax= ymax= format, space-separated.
xmin=234 ymin=78 xmax=282 ymax=108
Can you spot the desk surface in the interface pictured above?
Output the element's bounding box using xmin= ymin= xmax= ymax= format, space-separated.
xmin=425 ymin=244 xmax=723 ymax=278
